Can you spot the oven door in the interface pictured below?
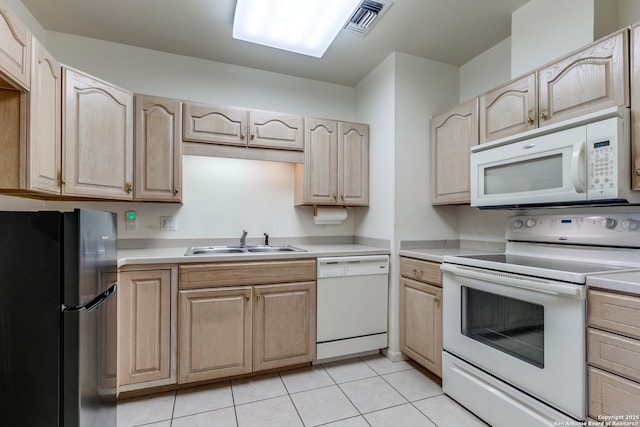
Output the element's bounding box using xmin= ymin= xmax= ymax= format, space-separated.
xmin=442 ymin=264 xmax=586 ymax=419
xmin=471 ymin=125 xmax=587 ymax=207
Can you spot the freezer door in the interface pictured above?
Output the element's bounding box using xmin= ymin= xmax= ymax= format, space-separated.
xmin=63 ymin=209 xmax=117 ymax=427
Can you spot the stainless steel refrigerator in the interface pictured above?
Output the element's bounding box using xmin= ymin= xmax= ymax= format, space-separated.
xmin=0 ymin=209 xmax=118 ymax=426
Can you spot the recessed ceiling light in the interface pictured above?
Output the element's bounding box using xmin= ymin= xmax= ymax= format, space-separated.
xmin=233 ymin=0 xmax=362 ymax=58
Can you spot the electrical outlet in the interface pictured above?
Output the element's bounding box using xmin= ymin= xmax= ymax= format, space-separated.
xmin=160 ymin=216 xmax=177 ymax=231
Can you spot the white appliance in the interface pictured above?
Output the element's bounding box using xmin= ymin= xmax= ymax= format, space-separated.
xmin=441 ymin=213 xmax=640 ymax=426
xmin=471 ymin=107 xmax=640 ymax=208
xmin=316 ymin=255 xmax=389 ymax=362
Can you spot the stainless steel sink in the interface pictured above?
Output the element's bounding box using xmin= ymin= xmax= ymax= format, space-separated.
xmin=184 ymin=245 xmax=306 ymax=256
xmin=246 ymin=245 xmax=306 ymax=253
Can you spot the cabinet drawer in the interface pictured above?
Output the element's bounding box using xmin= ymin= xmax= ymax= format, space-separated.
xmin=588 ymin=329 xmax=640 ymax=383
xmin=589 ymin=367 xmax=640 ymax=419
xmin=400 ymin=257 xmax=442 ymax=286
xmin=589 ymin=290 xmax=640 ymax=340
xmin=180 ymin=259 xmax=316 ymax=289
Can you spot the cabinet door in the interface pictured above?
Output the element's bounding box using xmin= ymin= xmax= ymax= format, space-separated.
xmin=631 ymin=24 xmax=640 ymax=191
xmin=400 ymin=277 xmax=442 ymax=377
xmin=300 ymin=117 xmax=338 ymax=205
xmin=62 ymin=67 xmax=134 ymax=199
xmin=248 ymin=110 xmax=303 ymax=151
xmin=0 ymin=0 xmax=31 ymax=90
xmin=254 ymin=282 xmax=316 ymax=371
xmin=134 ymin=94 xmax=182 ymax=202
xmin=479 ymin=73 xmax=537 ymax=144
xmin=27 ymin=37 xmax=61 ymax=195
xmin=338 ymin=122 xmax=369 ymax=206
xmin=431 ymin=98 xmax=478 ymax=205
xmin=119 ymin=270 xmax=173 ymax=387
xmin=183 ymin=103 xmax=248 ymax=147
xmin=538 ymin=30 xmax=629 ymax=127
xmin=179 ymin=287 xmax=252 ymax=383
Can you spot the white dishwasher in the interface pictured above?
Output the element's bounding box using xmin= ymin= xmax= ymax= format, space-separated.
xmin=316 ymin=255 xmax=389 ymax=362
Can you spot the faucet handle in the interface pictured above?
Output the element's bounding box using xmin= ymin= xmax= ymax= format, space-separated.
xmin=263 ymin=232 xmax=269 ymax=246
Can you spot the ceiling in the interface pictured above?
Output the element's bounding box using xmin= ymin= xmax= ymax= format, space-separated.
xmin=20 ymin=0 xmax=531 ymax=87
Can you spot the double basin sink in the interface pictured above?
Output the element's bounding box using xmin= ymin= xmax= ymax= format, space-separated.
xmin=185 ymin=245 xmax=307 ymax=256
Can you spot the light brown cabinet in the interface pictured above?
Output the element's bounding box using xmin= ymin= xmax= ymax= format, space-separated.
xmin=178 ymin=260 xmax=316 ymax=384
xmin=62 ymin=66 xmax=134 ymax=200
xmin=118 ymin=267 xmax=177 ymax=391
xmin=183 ymin=102 xmax=303 ymax=151
xmin=480 ymin=30 xmax=628 ymax=144
xmin=400 ymin=257 xmax=443 ymax=377
xmin=294 ymin=118 xmax=369 ymax=206
xmin=479 ymin=73 xmax=537 ymax=144
xmin=0 ymin=0 xmax=31 ymax=90
xmin=630 ymin=23 xmax=640 ymax=191
xmin=134 ymin=94 xmax=182 ymax=202
xmin=587 ymin=288 xmax=640 ymax=419
xmin=431 ymin=98 xmax=478 ymax=205
xmin=0 ymin=36 xmax=59 ymax=197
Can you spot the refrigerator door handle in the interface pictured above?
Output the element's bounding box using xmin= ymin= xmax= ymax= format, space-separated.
xmin=62 ymin=283 xmax=117 ymax=312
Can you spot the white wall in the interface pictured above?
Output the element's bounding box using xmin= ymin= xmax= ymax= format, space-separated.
xmin=459 ymin=38 xmax=511 ymax=104
xmin=0 ymin=2 xmax=363 ymax=241
xmin=619 ymin=0 xmax=640 ymax=27
xmin=511 ymin=0 xmax=596 ymax=78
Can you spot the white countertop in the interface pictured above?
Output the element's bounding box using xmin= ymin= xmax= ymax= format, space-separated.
xmin=118 ymin=243 xmax=390 ymax=267
xmin=399 ymin=247 xmax=501 ymax=263
xmin=587 ymin=270 xmax=640 ymax=295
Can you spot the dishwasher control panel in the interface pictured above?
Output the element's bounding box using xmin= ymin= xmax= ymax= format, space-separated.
xmin=317 ymin=255 xmax=389 ymax=278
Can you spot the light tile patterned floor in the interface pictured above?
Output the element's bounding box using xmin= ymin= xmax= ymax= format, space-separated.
xmin=116 ymin=354 xmax=488 ymax=427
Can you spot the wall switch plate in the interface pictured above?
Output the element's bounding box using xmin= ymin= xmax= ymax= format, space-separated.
xmin=125 ymin=211 xmax=137 ymax=232
xmin=160 ymin=216 xmax=177 ymax=231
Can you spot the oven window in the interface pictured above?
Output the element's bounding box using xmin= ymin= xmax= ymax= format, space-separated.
xmin=462 ymin=287 xmax=544 ymax=368
xmin=484 ymin=154 xmax=562 ymax=195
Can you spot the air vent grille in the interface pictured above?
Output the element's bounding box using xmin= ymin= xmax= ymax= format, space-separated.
xmin=344 ymin=0 xmax=393 ymax=36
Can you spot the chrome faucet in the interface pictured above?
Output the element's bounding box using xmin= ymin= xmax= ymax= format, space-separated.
xmin=240 ymin=229 xmax=248 ymax=247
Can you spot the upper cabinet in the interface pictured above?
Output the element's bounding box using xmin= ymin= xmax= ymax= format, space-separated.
xmin=0 ymin=0 xmax=31 ymax=90
xmin=431 ymin=98 xmax=478 ymax=205
xmin=62 ymin=66 xmax=134 ymax=200
xmin=630 ymin=24 xmax=640 ymax=191
xmin=183 ymin=103 xmax=303 ymax=150
xmin=28 ymin=37 xmax=61 ymax=195
xmin=479 ymin=73 xmax=537 ymax=144
xmin=294 ymin=118 xmax=369 ymax=206
xmin=479 ymin=30 xmax=629 ymax=144
xmin=134 ymin=94 xmax=182 ymax=202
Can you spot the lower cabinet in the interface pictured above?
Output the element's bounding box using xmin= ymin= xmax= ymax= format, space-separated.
xmin=118 ymin=266 xmax=177 ymax=392
xmin=178 ymin=260 xmax=317 ymax=385
xmin=400 ymin=257 xmax=443 ymax=377
xmin=587 ymin=289 xmax=640 ymax=418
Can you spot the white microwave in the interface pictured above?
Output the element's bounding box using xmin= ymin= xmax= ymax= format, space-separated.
xmin=471 ymin=107 xmax=640 ymax=208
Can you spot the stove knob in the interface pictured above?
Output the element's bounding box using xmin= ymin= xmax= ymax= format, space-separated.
xmin=601 ymin=217 xmax=618 ymax=229
xmin=513 ymin=219 xmax=524 ymax=229
xmin=622 ymin=219 xmax=640 ymax=231
xmin=525 ymin=218 xmax=536 ymax=228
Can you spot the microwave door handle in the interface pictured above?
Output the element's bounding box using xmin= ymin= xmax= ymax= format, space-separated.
xmin=572 ymin=140 xmax=586 ymax=193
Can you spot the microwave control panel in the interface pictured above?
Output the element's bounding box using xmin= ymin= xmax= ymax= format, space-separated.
xmin=588 ymin=138 xmax=617 ymax=195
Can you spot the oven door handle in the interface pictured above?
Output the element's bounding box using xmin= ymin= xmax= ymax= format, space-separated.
xmin=441 ymin=263 xmax=585 ymax=298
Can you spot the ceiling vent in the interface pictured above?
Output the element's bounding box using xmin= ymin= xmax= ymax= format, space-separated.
xmin=343 ymin=0 xmax=393 ymax=36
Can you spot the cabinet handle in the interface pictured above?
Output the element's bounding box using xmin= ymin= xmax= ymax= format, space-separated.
xmin=435 ymin=297 xmax=441 ymax=304
xmin=635 ymin=167 xmax=640 ymax=177
xmin=527 ymin=116 xmax=534 ymax=124
xmin=256 ymin=294 xmax=260 ymax=301
xmin=539 ymin=111 xmax=548 ymax=120
xmin=125 ymin=183 xmax=133 ymax=193
xmin=333 ymin=195 xmax=337 ymax=202
xmin=245 ymin=295 xmax=250 ymax=301
xmin=250 ymin=134 xmax=255 ymax=140
xmin=240 ymin=134 xmax=245 ymax=140
xmin=174 ymin=188 xmax=179 ymax=194
xmin=340 ymin=194 xmax=344 ymax=201
xmin=413 ymin=269 xmax=424 ymax=278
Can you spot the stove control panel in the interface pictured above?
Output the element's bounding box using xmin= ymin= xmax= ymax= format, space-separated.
xmin=507 ymin=213 xmax=640 ymax=247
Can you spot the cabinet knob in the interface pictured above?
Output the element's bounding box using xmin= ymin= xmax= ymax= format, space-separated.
xmin=333 ymin=195 xmax=337 ymax=202
xmin=435 ymin=297 xmax=441 ymax=304
xmin=527 ymin=116 xmax=534 ymax=124
xmin=539 ymin=111 xmax=548 ymax=120
xmin=635 ymin=167 xmax=640 ymax=177
xmin=413 ymin=269 xmax=423 ymax=278
xmin=125 ymin=183 xmax=133 ymax=193
xmin=174 ymin=188 xmax=179 ymax=194
xmin=245 ymin=295 xmax=250 ymax=301
xmin=240 ymin=134 xmax=245 ymax=140
xmin=250 ymin=134 xmax=255 ymax=140
xmin=256 ymin=294 xmax=260 ymax=301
